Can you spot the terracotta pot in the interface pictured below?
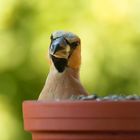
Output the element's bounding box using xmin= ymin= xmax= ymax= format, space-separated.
xmin=23 ymin=100 xmax=140 ymax=140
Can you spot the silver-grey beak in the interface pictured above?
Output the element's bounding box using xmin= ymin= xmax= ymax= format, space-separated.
xmin=50 ymin=37 xmax=67 ymax=55
xmin=49 ymin=37 xmax=70 ymax=59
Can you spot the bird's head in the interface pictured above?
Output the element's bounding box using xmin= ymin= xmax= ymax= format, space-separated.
xmin=49 ymin=31 xmax=81 ymax=73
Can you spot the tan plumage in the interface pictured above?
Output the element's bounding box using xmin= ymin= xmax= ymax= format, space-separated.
xmin=38 ymin=31 xmax=88 ymax=100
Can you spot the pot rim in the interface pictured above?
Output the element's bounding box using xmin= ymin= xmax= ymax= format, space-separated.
xmin=23 ymin=100 xmax=140 ymax=119
xmin=23 ymin=100 xmax=140 ymax=132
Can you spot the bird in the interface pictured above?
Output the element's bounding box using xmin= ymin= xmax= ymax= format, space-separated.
xmin=38 ymin=31 xmax=88 ymax=100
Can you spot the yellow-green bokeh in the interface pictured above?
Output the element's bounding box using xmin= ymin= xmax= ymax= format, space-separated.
xmin=0 ymin=0 xmax=140 ymax=139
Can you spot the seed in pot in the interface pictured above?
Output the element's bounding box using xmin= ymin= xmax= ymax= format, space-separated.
xmin=80 ymin=94 xmax=98 ymax=100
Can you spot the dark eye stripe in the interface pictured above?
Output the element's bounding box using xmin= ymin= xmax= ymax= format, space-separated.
xmin=51 ymin=36 xmax=64 ymax=41
xmin=70 ymin=42 xmax=78 ymax=48
xmin=51 ymin=35 xmax=79 ymax=50
xmin=63 ymin=38 xmax=79 ymax=48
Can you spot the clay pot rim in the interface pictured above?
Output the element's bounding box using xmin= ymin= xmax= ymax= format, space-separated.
xmin=23 ymin=100 xmax=140 ymax=132
xmin=23 ymin=100 xmax=140 ymax=119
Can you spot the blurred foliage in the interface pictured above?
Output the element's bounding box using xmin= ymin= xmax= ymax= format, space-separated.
xmin=0 ymin=0 xmax=140 ymax=139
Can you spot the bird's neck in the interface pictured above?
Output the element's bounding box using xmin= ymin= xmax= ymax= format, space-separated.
xmin=38 ymin=64 xmax=88 ymax=100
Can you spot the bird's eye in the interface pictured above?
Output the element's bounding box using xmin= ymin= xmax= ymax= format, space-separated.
xmin=70 ymin=42 xmax=79 ymax=48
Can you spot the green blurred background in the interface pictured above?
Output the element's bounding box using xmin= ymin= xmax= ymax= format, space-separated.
xmin=0 ymin=0 xmax=140 ymax=139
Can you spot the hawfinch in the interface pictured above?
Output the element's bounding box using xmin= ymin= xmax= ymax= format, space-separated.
xmin=38 ymin=31 xmax=88 ymax=100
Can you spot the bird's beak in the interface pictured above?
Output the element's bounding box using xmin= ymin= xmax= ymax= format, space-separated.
xmin=50 ymin=37 xmax=70 ymax=59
